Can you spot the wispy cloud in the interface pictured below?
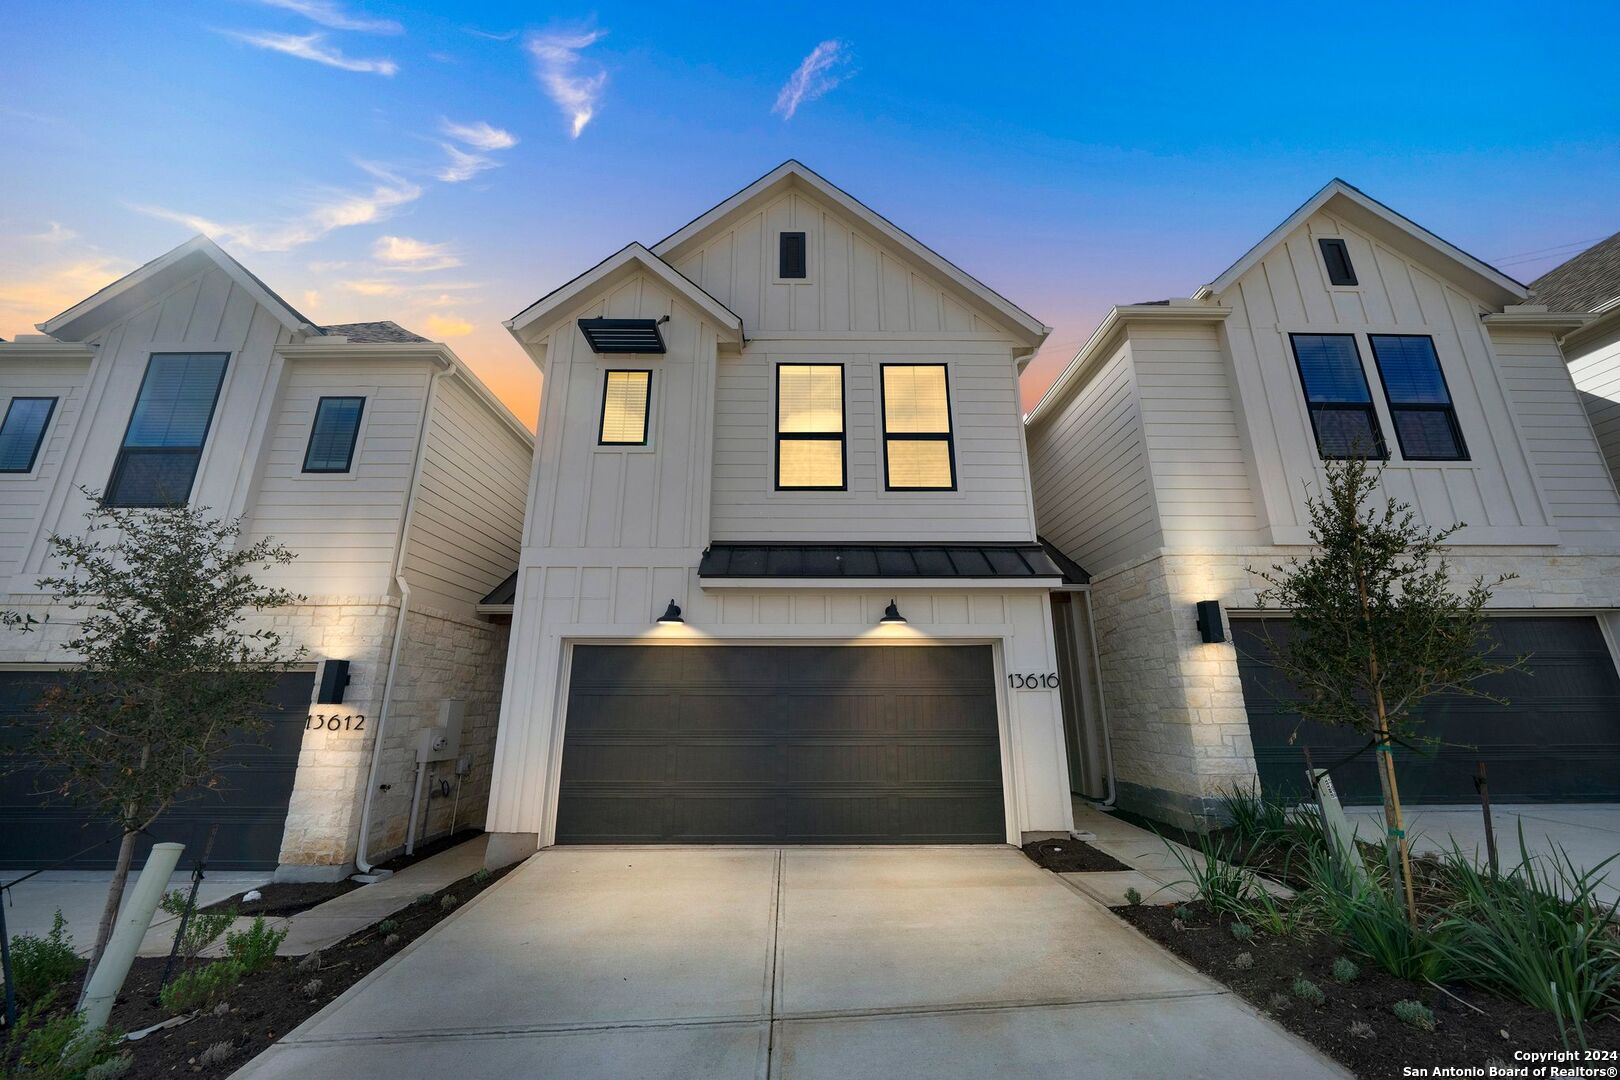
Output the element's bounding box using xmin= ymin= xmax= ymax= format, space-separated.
xmin=438 ymin=143 xmax=496 ymax=183
xmin=440 ymin=118 xmax=517 ymax=151
xmin=425 ymin=313 xmax=474 ymax=337
xmin=464 ymin=26 xmax=518 ymax=41
xmin=373 ymin=235 xmax=462 ymax=272
xmin=30 ymin=222 xmax=78 ymax=244
xmin=339 ymin=279 xmax=402 ymax=296
xmin=257 ymin=0 xmax=402 ymax=34
xmin=223 ymin=30 xmax=398 ymax=75
xmin=525 ymin=28 xmax=607 ymax=137
xmin=0 ymin=235 xmax=131 ymax=339
xmin=131 ymin=163 xmax=421 ymax=252
xmin=773 ymin=40 xmax=852 ymax=120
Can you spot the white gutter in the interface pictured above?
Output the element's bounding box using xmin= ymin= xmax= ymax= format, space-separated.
xmin=352 ymin=356 xmax=455 ymax=876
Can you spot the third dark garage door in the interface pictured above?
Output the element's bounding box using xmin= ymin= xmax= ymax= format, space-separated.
xmin=556 ymin=644 xmax=1005 ymax=843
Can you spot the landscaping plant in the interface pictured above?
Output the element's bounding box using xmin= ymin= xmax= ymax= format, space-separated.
xmin=7 ymin=911 xmax=81 ymax=1005
xmin=1391 ymin=999 xmax=1435 ymax=1032
xmin=1249 ymin=454 xmax=1517 ymax=922
xmin=158 ymin=961 xmax=242 ymax=1013
xmin=1305 ymin=847 xmax=1450 ymax=982
xmin=1165 ymin=833 xmax=1260 ymax=915
xmin=9 ymin=994 xmax=127 ymax=1079
xmin=0 ymin=494 xmax=304 ymax=977
xmin=1216 ymin=784 xmax=1288 ymax=850
xmin=1291 ymin=977 xmax=1325 ymax=1006
xmin=223 ymin=917 xmax=287 ymax=975
xmin=158 ymin=891 xmax=234 ymax=964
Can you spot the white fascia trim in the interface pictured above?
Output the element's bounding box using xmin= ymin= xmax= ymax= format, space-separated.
xmin=1481 ymin=311 xmax=1593 ymax=331
xmin=1024 ymin=303 xmax=1230 ymax=428
xmin=0 ymin=341 xmax=97 ymax=363
xmin=650 ymin=160 xmax=1050 ymax=350
xmin=699 ymin=577 xmax=1064 ymax=590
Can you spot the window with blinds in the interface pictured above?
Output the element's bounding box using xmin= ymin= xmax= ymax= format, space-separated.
xmin=105 ymin=352 xmax=228 ymax=506
xmin=0 ymin=397 xmax=57 ymax=473
xmin=1369 ymin=335 xmax=1467 ymax=461
xmin=1288 ymin=334 xmax=1386 ymax=460
xmin=303 ymin=396 xmax=366 ymax=472
xmin=882 ymin=364 xmax=955 ymax=489
xmin=599 ymin=370 xmax=651 ymax=445
xmin=776 ymin=364 xmax=844 ymax=489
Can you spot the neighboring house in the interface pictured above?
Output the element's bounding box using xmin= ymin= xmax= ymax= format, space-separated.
xmin=1529 ymin=231 xmax=1620 ymax=486
xmin=479 ymin=161 xmax=1097 ymax=863
xmin=0 ymin=235 xmax=533 ymax=880
xmin=1025 ymin=180 xmax=1620 ymax=829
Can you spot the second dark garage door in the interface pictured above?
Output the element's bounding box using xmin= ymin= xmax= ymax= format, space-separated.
xmin=556 ymin=644 xmax=1005 ymax=843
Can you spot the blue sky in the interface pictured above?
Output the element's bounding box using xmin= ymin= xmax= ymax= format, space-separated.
xmin=4 ymin=0 xmax=1618 ymax=422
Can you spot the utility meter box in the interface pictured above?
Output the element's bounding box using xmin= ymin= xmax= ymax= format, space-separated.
xmin=416 ymin=701 xmax=465 ymax=763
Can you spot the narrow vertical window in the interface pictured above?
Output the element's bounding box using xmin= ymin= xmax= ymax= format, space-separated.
xmin=882 ymin=364 xmax=956 ymax=490
xmin=1369 ymin=335 xmax=1467 ymax=461
xmin=1319 ymin=238 xmax=1358 ymax=286
xmin=599 ymin=370 xmax=651 ymax=445
xmin=303 ymin=396 xmax=366 ymax=472
xmin=0 ymin=397 xmax=57 ymax=473
xmin=776 ymin=364 xmax=844 ymax=489
xmin=1289 ymin=334 xmax=1386 ymax=460
xmin=105 ymin=352 xmax=228 ymax=506
xmin=779 ymin=231 xmax=807 ymax=280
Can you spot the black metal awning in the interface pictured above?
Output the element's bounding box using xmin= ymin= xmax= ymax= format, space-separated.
xmin=481 ymin=571 xmax=518 ymax=606
xmin=577 ymin=318 xmax=665 ymax=354
xmin=698 ymin=542 xmax=1085 ymax=583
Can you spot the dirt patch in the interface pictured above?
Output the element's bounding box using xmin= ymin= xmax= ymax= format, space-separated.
xmin=1021 ymin=837 xmax=1130 ymax=873
xmin=2 ymin=863 xmax=513 ymax=1077
xmin=1116 ymin=902 xmax=1615 ymax=1077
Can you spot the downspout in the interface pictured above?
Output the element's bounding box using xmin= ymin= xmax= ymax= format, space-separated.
xmin=353 ymin=356 xmax=456 ymax=876
xmin=1080 ymin=588 xmax=1118 ymax=808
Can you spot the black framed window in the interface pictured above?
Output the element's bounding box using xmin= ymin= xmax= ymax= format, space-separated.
xmin=105 ymin=352 xmax=228 ymax=507
xmin=303 ymin=396 xmax=366 ymax=472
xmin=598 ymin=370 xmax=651 ymax=445
xmin=779 ymin=231 xmax=807 ymax=279
xmin=0 ymin=397 xmax=57 ymax=473
xmin=881 ymin=364 xmax=956 ymax=490
xmin=1289 ymin=334 xmax=1386 ymax=460
xmin=1370 ymin=335 xmax=1468 ymax=461
xmin=1318 ymin=238 xmax=1358 ymax=286
xmin=775 ymin=364 xmax=844 ymax=489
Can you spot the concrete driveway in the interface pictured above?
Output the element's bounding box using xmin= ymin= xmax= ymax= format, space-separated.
xmin=232 ymin=846 xmax=1342 ymax=1079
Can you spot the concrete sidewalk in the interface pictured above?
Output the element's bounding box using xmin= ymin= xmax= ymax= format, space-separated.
xmin=230 ymin=846 xmax=1346 ymax=1079
xmin=2 ymin=869 xmax=269 ymax=956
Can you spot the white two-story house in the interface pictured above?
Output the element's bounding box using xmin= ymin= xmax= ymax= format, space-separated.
xmin=478 ymin=161 xmax=1094 ymax=863
xmin=0 ymin=235 xmax=533 ymax=880
xmin=1026 ymin=180 xmax=1620 ymax=828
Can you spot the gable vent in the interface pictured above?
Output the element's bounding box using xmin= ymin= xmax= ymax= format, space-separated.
xmin=578 ymin=318 xmax=666 ymax=354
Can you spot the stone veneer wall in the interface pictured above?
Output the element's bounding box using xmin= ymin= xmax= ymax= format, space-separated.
xmin=1088 ymin=549 xmax=1620 ymax=830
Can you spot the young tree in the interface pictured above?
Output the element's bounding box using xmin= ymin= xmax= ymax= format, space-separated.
xmin=1249 ymin=457 xmax=1516 ymax=921
xmin=2 ymin=492 xmax=304 ymax=979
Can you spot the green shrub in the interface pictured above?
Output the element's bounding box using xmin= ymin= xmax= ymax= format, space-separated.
xmin=224 ymin=916 xmax=286 ymax=975
xmin=1217 ymin=784 xmax=1289 ymax=848
xmin=1436 ymin=830 xmax=1620 ymax=1043
xmin=1292 ymin=977 xmax=1326 ymax=1006
xmin=1392 ymin=999 xmax=1435 ymax=1032
xmin=13 ymin=1000 xmax=125 ymax=1080
xmin=158 ymin=891 xmax=235 ymax=961
xmin=471 ymin=868 xmax=493 ymax=885
xmin=1229 ymin=921 xmax=1253 ymax=941
xmin=1232 ymin=951 xmax=1254 ymax=971
xmin=1166 ymin=833 xmax=1260 ymax=915
xmin=1122 ymin=887 xmax=1142 ymax=907
xmin=159 ymin=960 xmax=242 ymax=1013
xmin=85 ymin=1054 xmax=134 ymax=1080
xmin=6 ymin=910 xmax=81 ymax=1004
xmin=1330 ymin=956 xmax=1361 ymax=983
xmin=376 ymin=919 xmax=399 ymax=934
xmin=1305 ymin=847 xmax=1450 ymax=982
xmin=438 ymin=894 xmax=459 ymax=913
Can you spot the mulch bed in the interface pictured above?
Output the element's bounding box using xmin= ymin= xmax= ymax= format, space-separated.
xmin=1117 ymin=901 xmax=1617 ymax=1077
xmin=1021 ymin=837 xmax=1130 ymax=873
xmin=2 ymin=862 xmax=514 ymax=1077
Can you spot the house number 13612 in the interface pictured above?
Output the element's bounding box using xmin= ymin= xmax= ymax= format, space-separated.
xmin=1008 ymin=673 xmax=1059 ymax=689
xmin=307 ymin=713 xmax=366 ymax=732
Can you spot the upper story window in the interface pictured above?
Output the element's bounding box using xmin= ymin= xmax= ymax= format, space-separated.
xmin=303 ymin=396 xmax=366 ymax=472
xmin=881 ymin=364 xmax=956 ymax=490
xmin=1318 ymin=238 xmax=1358 ymax=286
xmin=779 ymin=232 xmax=807 ymax=280
xmin=599 ymin=370 xmax=651 ymax=445
xmin=0 ymin=397 xmax=57 ymax=473
xmin=776 ymin=364 xmax=844 ymax=490
xmin=1289 ymin=334 xmax=1386 ymax=460
xmin=105 ymin=352 xmax=228 ymax=507
xmin=1369 ymin=335 xmax=1467 ymax=461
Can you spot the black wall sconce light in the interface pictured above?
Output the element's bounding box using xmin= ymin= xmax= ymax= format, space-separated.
xmin=1195 ymin=600 xmax=1225 ymax=644
xmin=880 ymin=599 xmax=907 ymax=625
xmin=316 ymin=658 xmax=351 ymax=705
xmin=657 ymin=599 xmax=684 ymax=624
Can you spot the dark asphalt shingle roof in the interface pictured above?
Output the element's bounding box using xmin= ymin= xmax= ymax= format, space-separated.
xmin=1529 ymin=230 xmax=1620 ymax=313
xmin=321 ymin=321 xmax=430 ymax=343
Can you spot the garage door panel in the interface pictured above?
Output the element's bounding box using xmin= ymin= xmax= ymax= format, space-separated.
xmin=555 ymin=645 xmax=1005 ymax=844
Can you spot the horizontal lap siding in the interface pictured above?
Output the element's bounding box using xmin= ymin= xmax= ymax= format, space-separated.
xmin=1026 ymin=340 xmax=1160 ymax=574
xmin=1568 ymin=330 xmax=1620 ymax=481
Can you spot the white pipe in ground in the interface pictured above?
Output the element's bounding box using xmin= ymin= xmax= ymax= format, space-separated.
xmin=81 ymin=842 xmax=184 ymax=1031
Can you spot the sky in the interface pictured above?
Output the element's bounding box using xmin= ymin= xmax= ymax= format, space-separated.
xmin=4 ymin=1 xmax=1619 ymax=427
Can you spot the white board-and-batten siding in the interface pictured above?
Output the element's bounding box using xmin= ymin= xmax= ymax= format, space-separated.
xmin=0 ymin=359 xmax=90 ymax=578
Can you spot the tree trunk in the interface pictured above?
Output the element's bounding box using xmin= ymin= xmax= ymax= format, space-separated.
xmin=82 ymin=828 xmax=138 ymax=1003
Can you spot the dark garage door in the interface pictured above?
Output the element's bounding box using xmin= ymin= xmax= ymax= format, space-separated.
xmin=557 ymin=645 xmax=1005 ymax=843
xmin=1237 ymin=617 xmax=1620 ymax=804
xmin=0 ymin=670 xmax=315 ymax=870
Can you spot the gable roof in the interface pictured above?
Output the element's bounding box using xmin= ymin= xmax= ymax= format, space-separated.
xmin=1529 ymin=230 xmax=1620 ymax=314
xmin=505 ymin=242 xmax=744 ymax=345
xmin=1196 ymin=179 xmax=1529 ymax=308
xmin=651 ymin=160 xmax=1051 ymax=351
xmin=39 ymin=234 xmax=323 ymax=341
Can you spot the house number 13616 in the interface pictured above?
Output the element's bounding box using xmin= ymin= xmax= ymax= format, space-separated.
xmin=1008 ymin=673 xmax=1059 ymax=689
